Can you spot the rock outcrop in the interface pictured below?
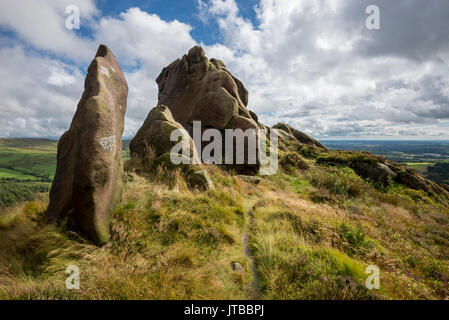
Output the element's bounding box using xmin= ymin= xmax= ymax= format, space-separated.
xmin=154 ymin=46 xmax=261 ymax=174
xmin=130 ymin=105 xmax=197 ymax=161
xmin=46 ymin=45 xmax=128 ymax=245
xmin=130 ymin=105 xmax=213 ymax=190
xmin=273 ymin=123 xmax=327 ymax=149
xmin=156 ymin=46 xmax=252 ymax=133
xmin=316 ymin=149 xmax=448 ymax=195
xmin=388 ymin=162 xmax=446 ymax=195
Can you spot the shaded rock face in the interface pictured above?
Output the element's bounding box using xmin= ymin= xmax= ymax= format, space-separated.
xmin=129 ymin=105 xmax=213 ymax=190
xmin=349 ymin=161 xmax=396 ymax=187
xmin=155 ymin=46 xmax=261 ymax=174
xmin=156 ymin=46 xmax=251 ymax=132
xmin=318 ymin=151 xmax=447 ymax=195
xmin=129 ymin=105 xmax=197 ymax=161
xmin=273 ymin=123 xmax=327 ymax=149
xmin=47 ymin=45 xmax=128 ymax=245
xmin=388 ymin=163 xmax=446 ymax=195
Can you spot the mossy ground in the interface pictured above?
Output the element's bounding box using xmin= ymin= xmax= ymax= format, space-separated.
xmin=1 ymin=151 xmax=448 ymax=299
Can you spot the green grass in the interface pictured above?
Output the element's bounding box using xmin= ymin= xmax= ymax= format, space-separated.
xmin=0 ymin=182 xmax=50 ymax=208
xmin=404 ymin=163 xmax=433 ymax=174
xmin=0 ymin=140 xmax=449 ymax=300
xmin=0 ymin=138 xmax=57 ymax=182
xmin=0 ymin=171 xmax=254 ymax=299
xmin=0 ymin=168 xmax=37 ymax=180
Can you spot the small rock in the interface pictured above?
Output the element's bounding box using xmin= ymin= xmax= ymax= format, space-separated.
xmin=231 ymin=262 xmax=244 ymax=273
xmin=188 ymin=169 xmax=215 ymax=190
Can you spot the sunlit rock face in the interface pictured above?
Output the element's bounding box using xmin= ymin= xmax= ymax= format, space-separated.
xmin=47 ymin=45 xmax=128 ymax=245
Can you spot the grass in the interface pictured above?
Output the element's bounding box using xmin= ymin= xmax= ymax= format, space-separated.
xmin=0 ymin=169 xmax=255 ymax=299
xmin=0 ymin=138 xmax=57 ymax=182
xmin=0 ymin=142 xmax=449 ymax=299
xmin=0 ymin=168 xmax=37 ymax=180
xmin=404 ymin=163 xmax=433 ymax=174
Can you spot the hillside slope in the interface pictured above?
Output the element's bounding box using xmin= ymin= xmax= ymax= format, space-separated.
xmin=1 ymin=145 xmax=448 ymax=299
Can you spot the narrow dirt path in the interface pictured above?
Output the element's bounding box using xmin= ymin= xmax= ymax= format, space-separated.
xmin=241 ymin=198 xmax=262 ymax=299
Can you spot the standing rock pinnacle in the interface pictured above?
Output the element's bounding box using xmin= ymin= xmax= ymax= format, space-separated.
xmin=47 ymin=45 xmax=128 ymax=245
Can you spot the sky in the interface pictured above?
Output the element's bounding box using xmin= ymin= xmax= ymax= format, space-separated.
xmin=0 ymin=0 xmax=448 ymax=140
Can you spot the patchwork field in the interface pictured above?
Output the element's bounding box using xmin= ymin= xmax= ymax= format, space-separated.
xmin=0 ymin=138 xmax=58 ymax=182
xmin=0 ymin=138 xmax=133 ymax=208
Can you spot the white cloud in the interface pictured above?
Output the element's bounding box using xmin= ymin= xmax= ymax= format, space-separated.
xmin=0 ymin=4 xmax=198 ymax=138
xmin=199 ymin=0 xmax=449 ymax=139
xmin=0 ymin=0 xmax=98 ymax=62
xmin=93 ymin=8 xmax=197 ymax=136
xmin=0 ymin=0 xmax=448 ymax=140
xmin=0 ymin=44 xmax=84 ymax=137
xmin=94 ymin=8 xmax=196 ymax=71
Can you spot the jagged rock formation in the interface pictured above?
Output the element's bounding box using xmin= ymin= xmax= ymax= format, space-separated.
xmin=154 ymin=46 xmax=261 ymax=174
xmin=47 ymin=45 xmax=128 ymax=245
xmin=130 ymin=105 xmax=213 ymax=190
xmin=389 ymin=162 xmax=446 ymax=195
xmin=130 ymin=105 xmax=197 ymax=161
xmin=273 ymin=123 xmax=327 ymax=149
xmin=133 ymin=45 xmax=445 ymax=196
xmin=156 ymin=46 xmax=253 ymax=132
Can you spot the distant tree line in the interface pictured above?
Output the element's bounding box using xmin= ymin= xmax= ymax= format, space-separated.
xmin=0 ymin=182 xmax=50 ymax=208
xmin=427 ymin=163 xmax=449 ymax=184
xmin=0 ymin=170 xmax=52 ymax=182
xmin=0 ymin=176 xmax=52 ymax=182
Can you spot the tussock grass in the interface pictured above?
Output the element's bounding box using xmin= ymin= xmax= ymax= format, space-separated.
xmin=0 ymin=170 xmax=252 ymax=299
xmin=1 ymin=157 xmax=449 ymax=299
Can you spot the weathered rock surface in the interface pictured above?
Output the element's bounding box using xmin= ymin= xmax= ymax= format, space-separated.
xmin=388 ymin=163 xmax=446 ymax=195
xmin=130 ymin=105 xmax=213 ymax=190
xmin=130 ymin=105 xmax=197 ymax=161
xmin=152 ymin=46 xmax=263 ymax=174
xmin=188 ymin=169 xmax=215 ymax=190
xmin=156 ymin=46 xmax=252 ymax=132
xmin=349 ymin=161 xmax=396 ymax=187
xmin=47 ymin=45 xmax=128 ymax=245
xmin=273 ymin=123 xmax=327 ymax=149
xmin=231 ymin=261 xmax=245 ymax=273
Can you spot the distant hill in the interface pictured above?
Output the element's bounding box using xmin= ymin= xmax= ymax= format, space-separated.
xmin=0 ymin=138 xmax=57 ymax=149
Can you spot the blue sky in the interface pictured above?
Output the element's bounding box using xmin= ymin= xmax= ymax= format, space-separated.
xmin=0 ymin=0 xmax=449 ymax=140
xmin=96 ymin=0 xmax=220 ymax=44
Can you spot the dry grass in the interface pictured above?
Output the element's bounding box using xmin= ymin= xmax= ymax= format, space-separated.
xmin=1 ymin=161 xmax=448 ymax=299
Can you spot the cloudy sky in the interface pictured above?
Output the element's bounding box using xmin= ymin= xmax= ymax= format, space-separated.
xmin=0 ymin=0 xmax=448 ymax=140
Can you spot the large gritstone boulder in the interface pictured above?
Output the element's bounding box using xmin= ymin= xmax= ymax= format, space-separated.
xmin=130 ymin=105 xmax=197 ymax=161
xmin=155 ymin=46 xmax=261 ymax=174
xmin=46 ymin=45 xmax=128 ymax=245
xmin=129 ymin=105 xmax=213 ymax=190
xmin=156 ymin=46 xmax=251 ymax=131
